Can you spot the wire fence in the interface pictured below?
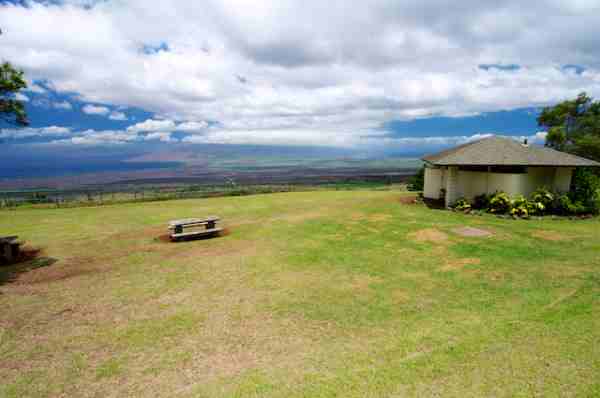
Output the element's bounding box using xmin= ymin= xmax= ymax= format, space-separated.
xmin=1 ymin=181 xmax=409 ymax=210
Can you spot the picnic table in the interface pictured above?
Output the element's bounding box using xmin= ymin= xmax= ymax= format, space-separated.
xmin=168 ymin=216 xmax=222 ymax=241
xmin=0 ymin=236 xmax=21 ymax=263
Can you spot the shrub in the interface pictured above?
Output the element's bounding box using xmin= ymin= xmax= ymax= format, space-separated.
xmin=453 ymin=198 xmax=471 ymax=211
xmin=472 ymin=193 xmax=492 ymax=210
xmin=530 ymin=187 xmax=554 ymax=214
xmin=570 ymin=168 xmax=600 ymax=214
xmin=488 ymin=191 xmax=511 ymax=214
xmin=407 ymin=167 xmax=425 ymax=191
xmin=510 ymin=195 xmax=530 ymax=217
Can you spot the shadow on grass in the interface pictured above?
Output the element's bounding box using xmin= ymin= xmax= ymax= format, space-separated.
xmin=422 ymin=197 xmax=446 ymax=210
xmin=154 ymin=228 xmax=231 ymax=244
xmin=0 ymin=247 xmax=58 ymax=287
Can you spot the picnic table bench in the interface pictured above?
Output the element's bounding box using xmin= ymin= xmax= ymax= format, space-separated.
xmin=0 ymin=236 xmax=21 ymax=263
xmin=168 ymin=216 xmax=222 ymax=241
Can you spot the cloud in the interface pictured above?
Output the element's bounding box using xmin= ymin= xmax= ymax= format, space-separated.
xmin=54 ymin=100 xmax=73 ymax=110
xmin=1 ymin=1 xmax=600 ymax=149
xmin=0 ymin=126 xmax=71 ymax=139
xmin=15 ymin=93 xmax=29 ymax=102
xmin=127 ymin=119 xmax=176 ymax=132
xmin=82 ymin=104 xmax=110 ymax=115
xmin=25 ymin=83 xmax=46 ymax=94
xmin=176 ymin=121 xmax=208 ymax=132
xmin=108 ymin=111 xmax=127 ymax=120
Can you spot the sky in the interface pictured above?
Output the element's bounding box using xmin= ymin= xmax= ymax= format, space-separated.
xmin=2 ymin=0 xmax=600 ymax=162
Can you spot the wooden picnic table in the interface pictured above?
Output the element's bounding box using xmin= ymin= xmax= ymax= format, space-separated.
xmin=168 ymin=216 xmax=222 ymax=241
xmin=0 ymin=236 xmax=21 ymax=263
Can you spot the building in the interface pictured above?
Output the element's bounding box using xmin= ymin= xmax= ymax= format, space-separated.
xmin=421 ymin=135 xmax=600 ymax=207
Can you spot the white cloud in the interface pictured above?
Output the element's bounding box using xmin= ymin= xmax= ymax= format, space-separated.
xmin=144 ymin=132 xmax=175 ymax=142
xmin=0 ymin=126 xmax=71 ymax=139
xmin=176 ymin=121 xmax=208 ymax=132
xmin=15 ymin=93 xmax=29 ymax=102
xmin=54 ymin=100 xmax=73 ymax=110
xmin=109 ymin=111 xmax=127 ymax=120
xmin=82 ymin=104 xmax=110 ymax=115
xmin=1 ymin=1 xmax=600 ymax=148
xmin=25 ymin=83 xmax=46 ymax=94
xmin=127 ymin=118 xmax=175 ymax=132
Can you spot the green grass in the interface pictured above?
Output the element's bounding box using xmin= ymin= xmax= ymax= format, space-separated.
xmin=0 ymin=190 xmax=599 ymax=397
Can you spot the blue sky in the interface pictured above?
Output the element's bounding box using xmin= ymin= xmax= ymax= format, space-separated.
xmin=2 ymin=0 xmax=600 ymax=170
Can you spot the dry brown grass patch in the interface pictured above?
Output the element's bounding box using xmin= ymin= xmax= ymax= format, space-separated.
xmin=452 ymin=226 xmax=493 ymax=237
xmin=368 ymin=213 xmax=393 ymax=222
xmin=440 ymin=257 xmax=481 ymax=272
xmin=531 ymin=230 xmax=571 ymax=241
xmin=409 ymin=228 xmax=449 ymax=243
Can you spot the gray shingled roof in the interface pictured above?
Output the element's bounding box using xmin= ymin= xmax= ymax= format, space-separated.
xmin=422 ymin=136 xmax=600 ymax=167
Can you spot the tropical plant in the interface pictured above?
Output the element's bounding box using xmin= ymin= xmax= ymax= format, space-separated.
xmin=453 ymin=198 xmax=471 ymax=211
xmin=488 ymin=191 xmax=511 ymax=214
xmin=472 ymin=193 xmax=492 ymax=210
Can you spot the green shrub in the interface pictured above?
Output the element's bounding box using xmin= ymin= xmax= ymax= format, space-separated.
xmin=472 ymin=193 xmax=492 ymax=210
xmin=571 ymin=168 xmax=600 ymax=214
xmin=453 ymin=198 xmax=471 ymax=211
xmin=488 ymin=191 xmax=511 ymax=214
xmin=510 ymin=195 xmax=530 ymax=217
xmin=530 ymin=187 xmax=554 ymax=214
xmin=407 ymin=167 xmax=425 ymax=191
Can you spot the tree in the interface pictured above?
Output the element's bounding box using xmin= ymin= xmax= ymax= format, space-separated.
xmin=407 ymin=166 xmax=424 ymax=191
xmin=538 ymin=92 xmax=600 ymax=161
xmin=0 ymin=61 xmax=28 ymax=127
xmin=538 ymin=93 xmax=600 ymax=213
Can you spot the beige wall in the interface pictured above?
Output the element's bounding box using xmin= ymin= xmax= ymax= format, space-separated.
xmin=423 ymin=166 xmax=574 ymax=205
xmin=424 ymin=167 xmax=444 ymax=199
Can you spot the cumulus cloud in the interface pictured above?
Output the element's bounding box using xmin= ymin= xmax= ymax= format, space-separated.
xmin=127 ymin=119 xmax=176 ymax=132
xmin=0 ymin=126 xmax=71 ymax=139
xmin=15 ymin=92 xmax=29 ymax=102
xmin=1 ymin=1 xmax=599 ymax=148
xmin=25 ymin=83 xmax=46 ymax=94
xmin=54 ymin=100 xmax=73 ymax=110
xmin=108 ymin=111 xmax=128 ymax=120
xmin=82 ymin=104 xmax=110 ymax=115
xmin=176 ymin=121 xmax=208 ymax=132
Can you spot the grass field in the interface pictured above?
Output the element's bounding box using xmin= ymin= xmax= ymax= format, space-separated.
xmin=1 ymin=190 xmax=599 ymax=397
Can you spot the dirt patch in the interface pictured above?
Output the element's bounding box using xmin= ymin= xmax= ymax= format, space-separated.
xmin=368 ymin=213 xmax=392 ymax=222
xmin=452 ymin=226 xmax=493 ymax=237
xmin=345 ymin=274 xmax=383 ymax=291
xmin=409 ymin=228 xmax=449 ymax=243
xmin=440 ymin=257 xmax=481 ymax=272
xmin=10 ymin=259 xmax=98 ymax=285
xmin=531 ymin=230 xmax=570 ymax=241
xmin=398 ymin=195 xmax=418 ymax=205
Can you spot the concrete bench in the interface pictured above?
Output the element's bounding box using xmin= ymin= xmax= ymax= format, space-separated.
xmin=168 ymin=217 xmax=222 ymax=241
xmin=0 ymin=236 xmax=21 ymax=263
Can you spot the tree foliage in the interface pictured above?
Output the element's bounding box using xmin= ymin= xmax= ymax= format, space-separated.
xmin=0 ymin=61 xmax=28 ymax=127
xmin=407 ymin=167 xmax=424 ymax=191
xmin=538 ymin=92 xmax=600 ymax=161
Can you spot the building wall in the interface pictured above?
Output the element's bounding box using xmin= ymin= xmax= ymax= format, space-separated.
xmin=423 ymin=166 xmax=574 ymax=205
xmin=554 ymin=167 xmax=574 ymax=192
xmin=424 ymin=167 xmax=444 ymax=199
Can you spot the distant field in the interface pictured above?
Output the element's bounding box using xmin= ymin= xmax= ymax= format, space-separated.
xmin=0 ymin=155 xmax=421 ymax=190
xmin=1 ymin=190 xmax=599 ymax=397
